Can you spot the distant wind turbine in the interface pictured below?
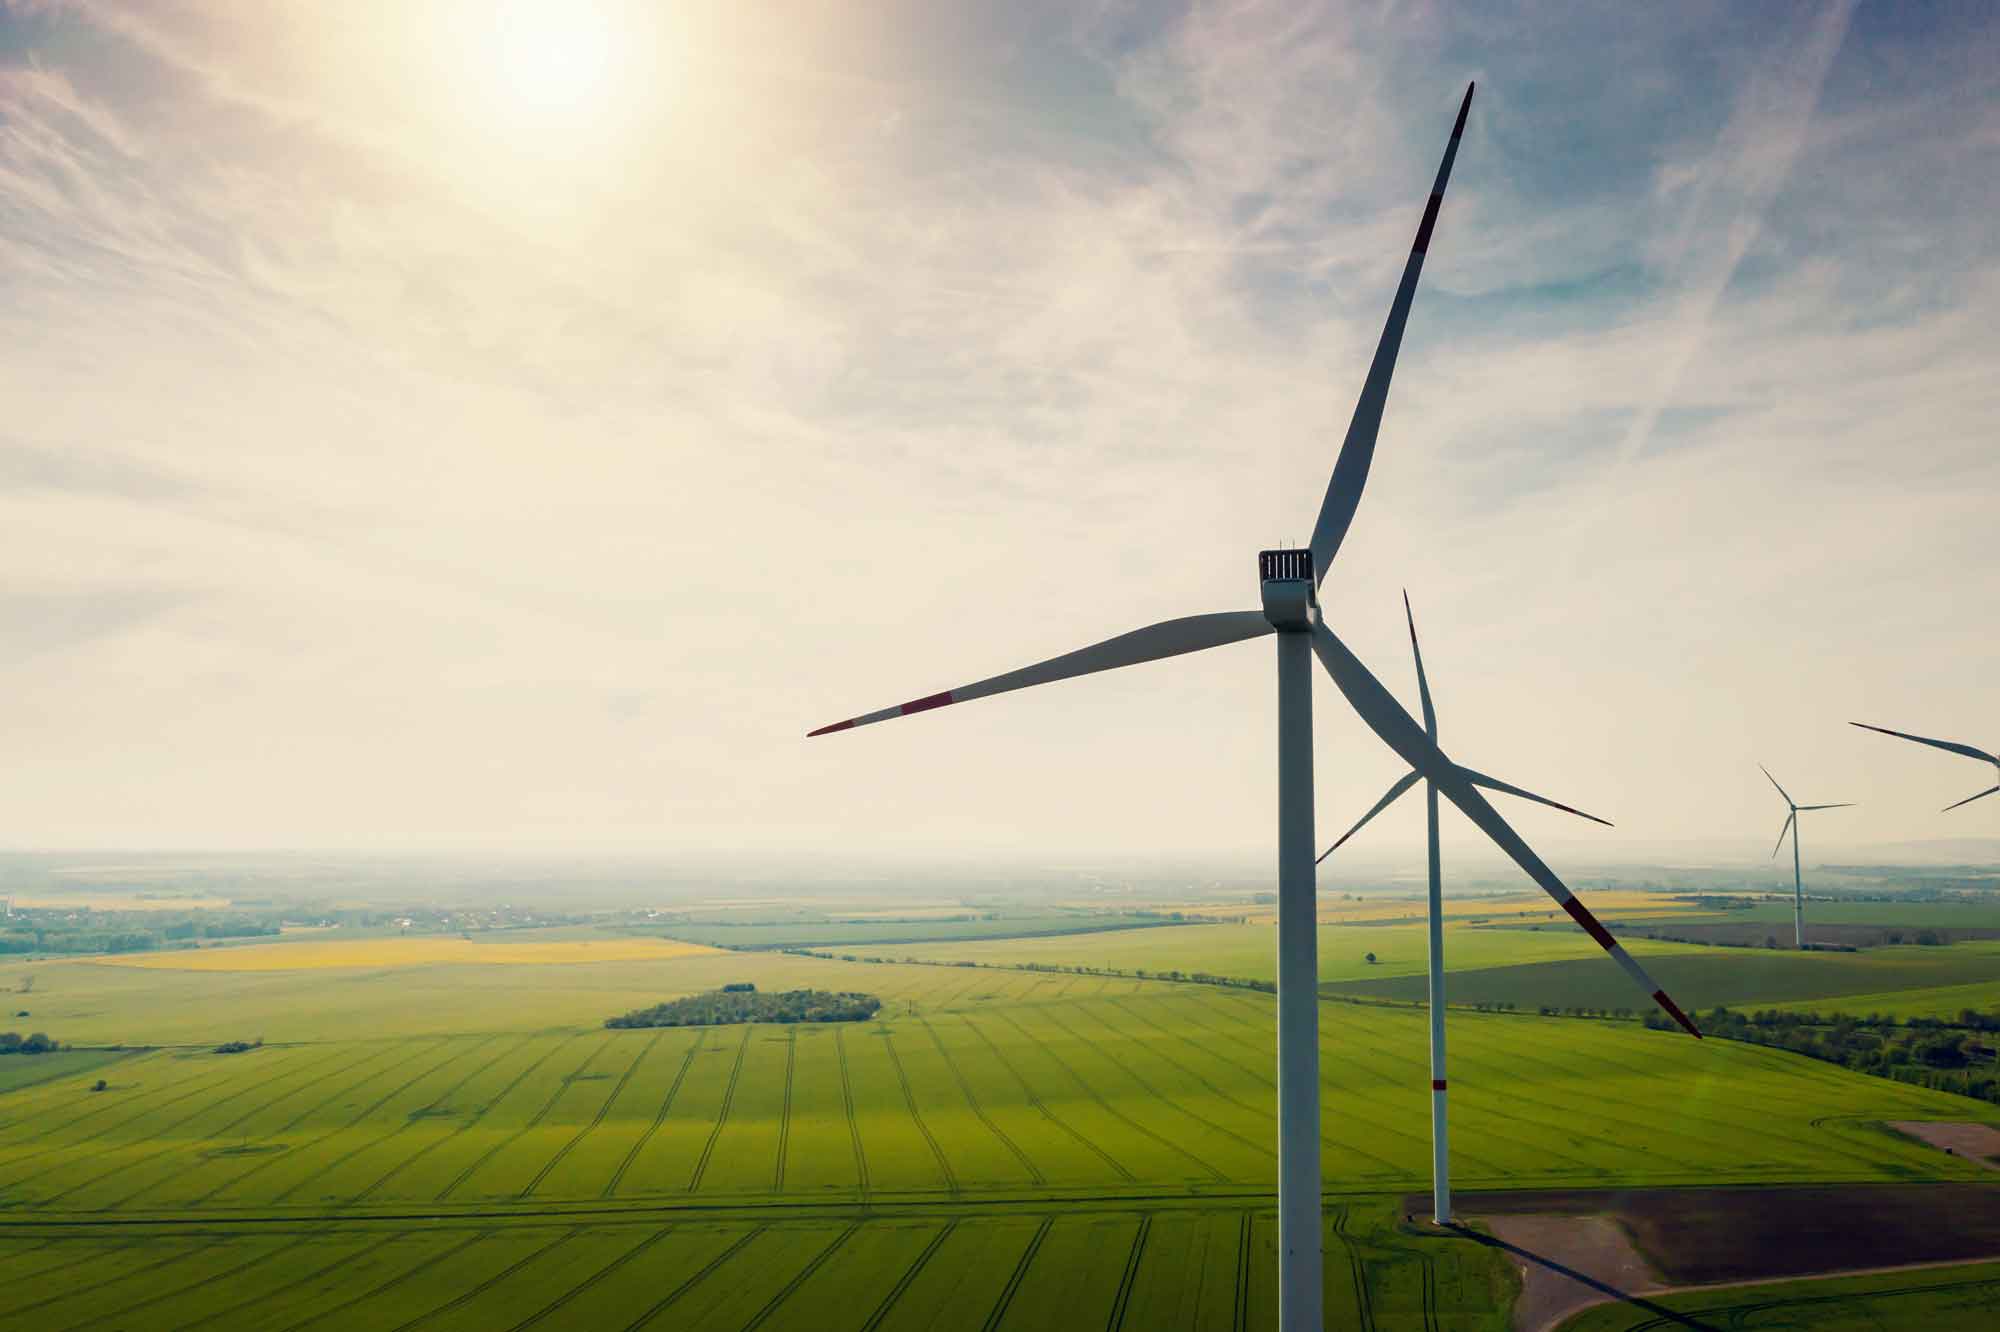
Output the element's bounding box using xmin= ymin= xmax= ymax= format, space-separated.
xmin=1759 ymin=764 xmax=1853 ymax=950
xmin=1317 ymin=592 xmax=1612 ymax=1226
xmin=1851 ymin=722 xmax=2000 ymax=813
xmin=808 ymin=85 xmax=1698 ymax=1332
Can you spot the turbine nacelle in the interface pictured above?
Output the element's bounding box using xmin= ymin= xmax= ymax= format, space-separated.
xmin=1259 ymin=550 xmax=1319 ymax=631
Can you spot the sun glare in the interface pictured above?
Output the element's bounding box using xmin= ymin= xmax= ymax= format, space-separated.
xmin=487 ymin=0 xmax=614 ymax=122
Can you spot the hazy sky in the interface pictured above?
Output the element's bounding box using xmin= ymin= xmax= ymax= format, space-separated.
xmin=2 ymin=1 xmax=1996 ymax=865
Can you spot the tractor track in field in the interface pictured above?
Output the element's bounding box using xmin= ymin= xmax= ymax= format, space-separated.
xmin=272 ymin=1228 xmax=490 ymax=1332
xmin=53 ymin=1227 xmax=323 ymax=1332
xmin=881 ymin=1029 xmax=960 ymax=1196
xmin=1118 ymin=997 xmax=1414 ymax=1176
xmin=1041 ymin=1006 xmax=1271 ymax=1168
xmin=604 ymin=1030 xmax=707 ymax=1199
xmin=773 ymin=1029 xmax=796 ymax=1194
xmin=920 ymin=1017 xmax=1045 ymax=1186
xmin=522 ymin=1031 xmax=661 ymax=1200
xmin=255 ymin=1035 xmax=507 ymax=1208
xmin=357 ymin=1033 xmax=577 ymax=1205
xmin=858 ymin=1220 xmax=957 ymax=1332
xmin=439 ymin=1033 xmax=614 ymax=1202
xmin=0 ymin=1237 xmax=143 ymax=1308
xmin=501 ymin=1224 xmax=671 ymax=1332
xmin=617 ymin=1225 xmax=764 ymax=1332
xmin=1088 ymin=1000 xmax=1279 ymax=1130
xmin=833 ymin=1028 xmax=871 ymax=1198
xmin=981 ymin=1215 xmax=1053 ymax=1332
xmin=1106 ymin=1214 xmax=1152 ymax=1331
xmin=0 ymin=1055 xmax=235 ymax=1153
xmin=3 ymin=1044 xmax=366 ymax=1197
xmin=208 ymin=1038 xmax=469 ymax=1207
xmin=177 ymin=1039 xmax=455 ymax=1207
xmin=0 ymin=1237 xmax=228 ymax=1323
xmin=381 ymin=1228 xmax=575 ymax=1332
xmin=1330 ymin=1204 xmax=1375 ymax=1332
xmin=176 ymin=1226 xmax=410 ymax=1332
xmin=42 ymin=1041 xmax=411 ymax=1207
xmin=740 ymin=1222 xmax=860 ymax=1331
xmin=1420 ymin=1246 xmax=1440 ymax=1332
xmin=1232 ymin=1212 xmax=1253 ymax=1332
xmin=992 ymin=1009 xmax=1224 ymax=1183
xmin=958 ymin=1014 xmax=1131 ymax=1183
xmin=687 ymin=1026 xmax=752 ymax=1193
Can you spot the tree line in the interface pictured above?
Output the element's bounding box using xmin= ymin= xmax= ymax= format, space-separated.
xmin=1647 ymin=1005 xmax=2000 ymax=1106
xmin=606 ymin=989 xmax=882 ymax=1028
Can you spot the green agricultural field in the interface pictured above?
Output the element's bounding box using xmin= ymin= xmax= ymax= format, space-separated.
xmin=1326 ymin=942 xmax=2000 ymax=1013
xmin=0 ymin=940 xmax=1995 ymax=1327
xmin=646 ymin=912 xmax=1192 ymax=950
xmin=1624 ymin=900 xmax=2000 ymax=929
xmin=1556 ymin=1260 xmax=2000 ymax=1330
xmin=891 ymin=920 xmax=1706 ymax=985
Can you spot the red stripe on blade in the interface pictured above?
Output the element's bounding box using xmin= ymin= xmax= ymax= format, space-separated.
xmin=1558 ymin=895 xmax=1618 ymax=952
xmin=1431 ymin=1079 xmax=1446 ymax=1092
xmin=806 ymin=719 xmax=856 ymax=737
xmin=1652 ymin=989 xmax=1702 ymax=1039
xmin=899 ymin=691 xmax=954 ymax=716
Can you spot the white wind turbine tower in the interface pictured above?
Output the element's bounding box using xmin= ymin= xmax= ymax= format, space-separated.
xmin=1851 ymin=722 xmax=2000 ymax=814
xmin=1759 ymin=764 xmax=1854 ymax=950
xmin=1316 ymin=592 xmax=1612 ymax=1226
xmin=808 ymin=85 xmax=1700 ymax=1332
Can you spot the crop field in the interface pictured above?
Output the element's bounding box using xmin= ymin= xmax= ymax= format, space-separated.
xmin=0 ymin=937 xmax=1996 ymax=1327
xmin=648 ymin=912 xmax=1192 ymax=950
xmin=1325 ymin=942 xmax=2000 ymax=1013
xmin=1556 ymin=1261 xmax=2000 ymax=1330
xmin=890 ymin=919 xmax=1706 ymax=984
xmin=100 ymin=936 xmax=721 ymax=970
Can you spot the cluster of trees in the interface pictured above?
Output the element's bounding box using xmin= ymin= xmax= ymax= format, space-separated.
xmin=214 ymin=1039 xmax=262 ymax=1054
xmin=0 ymin=1032 xmax=59 ymax=1055
xmin=1647 ymin=1005 xmax=2000 ymax=1106
xmin=606 ymin=989 xmax=881 ymax=1028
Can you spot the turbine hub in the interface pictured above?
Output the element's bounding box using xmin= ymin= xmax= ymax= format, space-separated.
xmin=1259 ymin=550 xmax=1317 ymax=631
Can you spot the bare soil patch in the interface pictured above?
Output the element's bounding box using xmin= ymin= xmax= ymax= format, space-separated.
xmin=1891 ymin=1120 xmax=2000 ymax=1168
xmin=1446 ymin=1182 xmax=2000 ymax=1286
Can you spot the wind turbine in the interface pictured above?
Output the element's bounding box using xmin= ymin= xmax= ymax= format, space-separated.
xmin=807 ymin=84 xmax=1699 ymax=1332
xmin=1759 ymin=765 xmax=1853 ymax=950
xmin=1851 ymin=722 xmax=2000 ymax=813
xmin=1316 ymin=592 xmax=1611 ymax=1226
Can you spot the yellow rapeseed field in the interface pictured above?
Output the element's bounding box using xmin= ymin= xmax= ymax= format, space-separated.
xmin=102 ymin=936 xmax=720 ymax=971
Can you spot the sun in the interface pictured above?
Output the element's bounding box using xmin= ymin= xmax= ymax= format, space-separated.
xmin=487 ymin=0 xmax=615 ymax=123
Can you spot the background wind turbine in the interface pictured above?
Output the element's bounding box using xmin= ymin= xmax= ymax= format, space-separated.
xmin=1317 ymin=593 xmax=1611 ymax=1227
xmin=1759 ymin=764 xmax=1854 ymax=950
xmin=1851 ymin=722 xmax=2000 ymax=813
xmin=808 ymin=84 xmax=1698 ymax=1332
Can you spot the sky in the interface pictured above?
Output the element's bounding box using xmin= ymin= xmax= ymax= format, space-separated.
xmin=1 ymin=0 xmax=1996 ymax=869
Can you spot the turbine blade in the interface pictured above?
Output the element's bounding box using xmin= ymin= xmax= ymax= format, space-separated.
xmin=1795 ymin=803 xmax=1854 ymax=811
xmin=1455 ymin=766 xmax=1613 ymax=827
xmin=1943 ymin=784 xmax=2000 ymax=813
xmin=1306 ymin=619 xmax=1700 ymax=1037
xmin=1758 ymin=763 xmax=1794 ymax=807
xmin=807 ymin=610 xmax=1274 ymax=737
xmin=1851 ymin=722 xmax=2000 ymax=766
xmin=1771 ymin=810 xmax=1796 ymax=860
xmin=1317 ymin=770 xmax=1421 ymax=863
xmin=1403 ymin=591 xmax=1437 ymax=741
xmin=1307 ymin=84 xmax=1474 ymax=583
